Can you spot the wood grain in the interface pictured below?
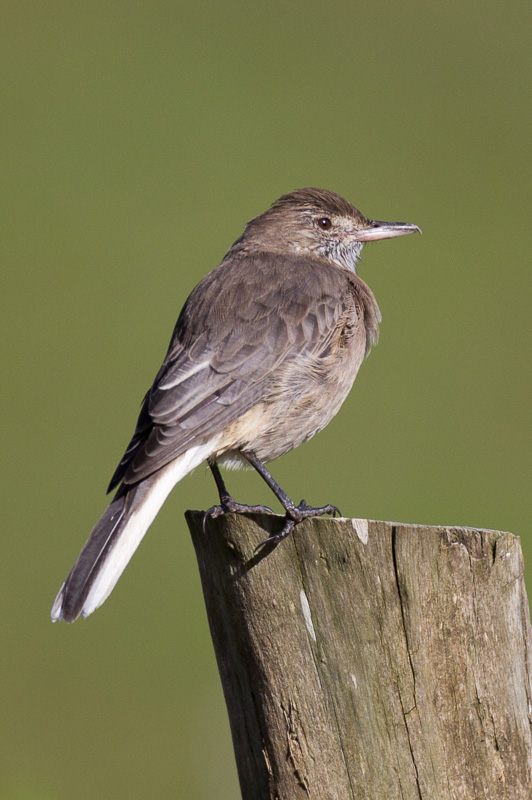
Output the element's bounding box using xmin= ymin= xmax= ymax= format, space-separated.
xmin=186 ymin=512 xmax=532 ymax=799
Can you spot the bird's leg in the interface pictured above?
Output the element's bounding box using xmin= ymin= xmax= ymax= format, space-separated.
xmin=241 ymin=450 xmax=341 ymax=548
xmin=203 ymin=458 xmax=274 ymax=531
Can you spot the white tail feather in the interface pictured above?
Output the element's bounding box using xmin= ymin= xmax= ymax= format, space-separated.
xmin=79 ymin=439 xmax=219 ymax=619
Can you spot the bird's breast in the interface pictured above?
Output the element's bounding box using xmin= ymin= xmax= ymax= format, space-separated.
xmin=225 ymin=308 xmax=367 ymax=463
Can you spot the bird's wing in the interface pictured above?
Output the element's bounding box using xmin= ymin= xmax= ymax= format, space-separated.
xmin=108 ymin=252 xmax=355 ymax=490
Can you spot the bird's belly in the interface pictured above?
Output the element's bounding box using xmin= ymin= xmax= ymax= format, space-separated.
xmin=223 ymin=338 xmax=365 ymax=464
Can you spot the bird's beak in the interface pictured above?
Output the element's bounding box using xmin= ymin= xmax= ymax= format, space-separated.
xmin=355 ymin=220 xmax=422 ymax=242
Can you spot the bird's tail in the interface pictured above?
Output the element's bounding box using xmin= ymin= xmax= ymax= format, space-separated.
xmin=51 ymin=441 xmax=217 ymax=622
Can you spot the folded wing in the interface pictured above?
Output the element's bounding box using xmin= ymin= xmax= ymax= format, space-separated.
xmin=108 ymin=252 xmax=354 ymax=490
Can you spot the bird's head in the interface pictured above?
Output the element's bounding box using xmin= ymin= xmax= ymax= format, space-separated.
xmin=238 ymin=188 xmax=421 ymax=273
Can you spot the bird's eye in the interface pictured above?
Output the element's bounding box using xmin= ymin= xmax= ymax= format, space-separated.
xmin=317 ymin=217 xmax=332 ymax=230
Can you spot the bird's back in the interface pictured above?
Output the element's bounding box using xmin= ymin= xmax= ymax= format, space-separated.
xmin=109 ymin=251 xmax=380 ymax=484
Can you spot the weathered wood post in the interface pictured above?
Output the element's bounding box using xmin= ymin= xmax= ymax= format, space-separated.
xmin=186 ymin=512 xmax=532 ymax=799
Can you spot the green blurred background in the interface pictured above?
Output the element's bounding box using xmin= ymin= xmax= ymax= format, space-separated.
xmin=2 ymin=1 xmax=531 ymax=797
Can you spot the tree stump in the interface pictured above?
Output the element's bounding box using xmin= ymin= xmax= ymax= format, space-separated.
xmin=186 ymin=512 xmax=532 ymax=799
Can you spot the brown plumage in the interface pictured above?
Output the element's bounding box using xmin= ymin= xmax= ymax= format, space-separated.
xmin=52 ymin=188 xmax=420 ymax=622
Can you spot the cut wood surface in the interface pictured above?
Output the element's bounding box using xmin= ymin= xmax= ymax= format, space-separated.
xmin=186 ymin=512 xmax=532 ymax=800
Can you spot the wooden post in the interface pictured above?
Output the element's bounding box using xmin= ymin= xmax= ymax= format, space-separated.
xmin=186 ymin=512 xmax=532 ymax=799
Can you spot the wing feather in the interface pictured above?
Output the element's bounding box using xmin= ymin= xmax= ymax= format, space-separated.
xmin=108 ymin=252 xmax=357 ymax=490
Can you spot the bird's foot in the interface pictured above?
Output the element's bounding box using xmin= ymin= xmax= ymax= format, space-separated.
xmin=255 ymin=499 xmax=341 ymax=551
xmin=203 ymin=496 xmax=274 ymax=531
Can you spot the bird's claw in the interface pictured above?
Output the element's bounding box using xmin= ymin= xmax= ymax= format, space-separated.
xmin=203 ymin=499 xmax=274 ymax=532
xmin=286 ymin=500 xmax=342 ymax=523
xmin=254 ymin=518 xmax=296 ymax=553
xmin=254 ymin=500 xmax=342 ymax=551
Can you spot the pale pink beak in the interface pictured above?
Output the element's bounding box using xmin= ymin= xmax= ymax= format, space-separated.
xmin=355 ymin=220 xmax=422 ymax=242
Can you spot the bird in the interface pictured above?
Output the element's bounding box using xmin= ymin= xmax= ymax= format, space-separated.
xmin=51 ymin=188 xmax=420 ymax=623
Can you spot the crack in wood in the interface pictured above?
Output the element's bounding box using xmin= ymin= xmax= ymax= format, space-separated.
xmin=392 ymin=525 xmax=423 ymax=800
xmin=187 ymin=512 xmax=532 ymax=799
xmin=281 ymin=699 xmax=311 ymax=795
